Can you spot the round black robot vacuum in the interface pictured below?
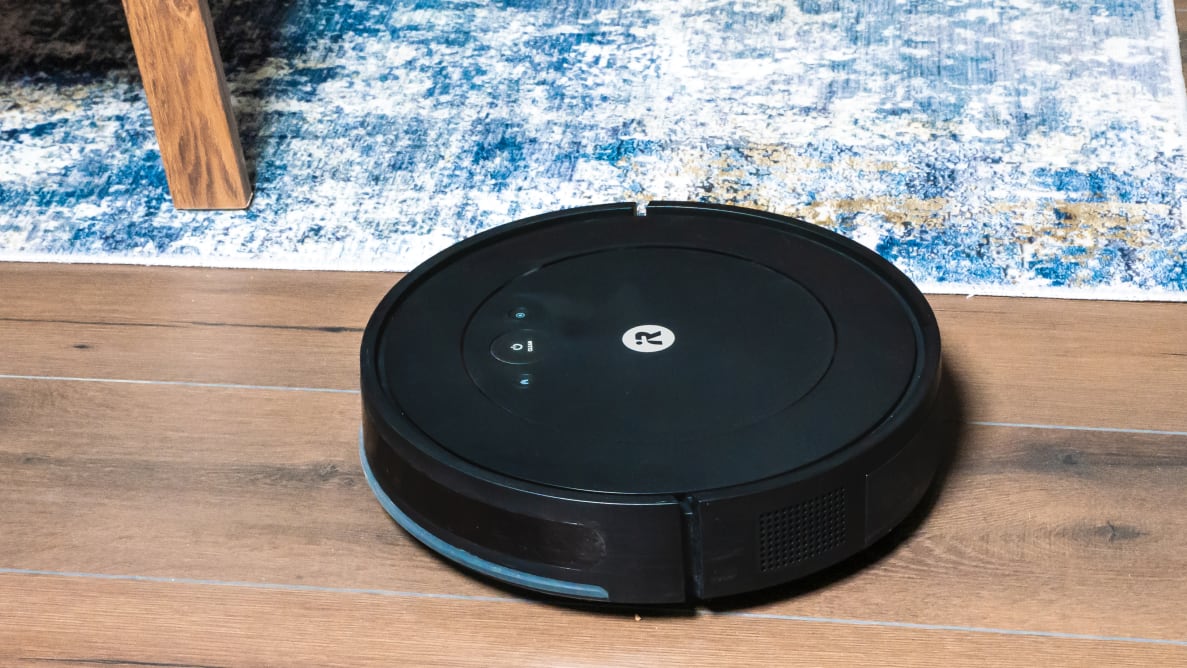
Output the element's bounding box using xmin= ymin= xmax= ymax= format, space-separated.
xmin=360 ymin=201 xmax=944 ymax=604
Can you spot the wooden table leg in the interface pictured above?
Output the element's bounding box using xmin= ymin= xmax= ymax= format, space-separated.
xmin=122 ymin=0 xmax=252 ymax=210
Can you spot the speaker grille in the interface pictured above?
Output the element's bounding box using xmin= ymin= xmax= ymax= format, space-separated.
xmin=758 ymin=488 xmax=847 ymax=572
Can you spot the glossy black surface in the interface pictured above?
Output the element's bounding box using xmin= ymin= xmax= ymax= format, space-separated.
xmin=360 ymin=201 xmax=945 ymax=603
xmin=377 ymin=205 xmax=918 ymax=493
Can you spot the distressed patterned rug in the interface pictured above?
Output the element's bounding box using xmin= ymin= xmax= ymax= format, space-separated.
xmin=2 ymin=0 xmax=1186 ymax=298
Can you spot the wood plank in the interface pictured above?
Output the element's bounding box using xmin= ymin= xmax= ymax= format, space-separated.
xmin=0 ymin=264 xmax=393 ymax=329
xmin=0 ymin=264 xmax=392 ymax=390
xmin=2 ymin=264 xmax=1186 ymax=430
xmin=0 ymin=379 xmax=479 ymax=597
xmin=121 ymin=0 xmax=251 ymax=209
xmin=1 ymin=575 xmax=1181 ymax=667
xmin=0 ymin=316 xmax=362 ymax=390
xmin=2 ymin=377 xmax=1185 ymax=640
xmin=932 ymin=297 xmax=1187 ymax=430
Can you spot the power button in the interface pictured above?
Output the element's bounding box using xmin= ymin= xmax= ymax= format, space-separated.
xmin=491 ymin=330 xmax=545 ymax=365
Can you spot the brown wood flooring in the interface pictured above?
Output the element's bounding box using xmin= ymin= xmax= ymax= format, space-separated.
xmin=1 ymin=263 xmax=1185 ymax=665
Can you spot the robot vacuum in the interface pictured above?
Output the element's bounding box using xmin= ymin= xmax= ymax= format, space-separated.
xmin=360 ymin=201 xmax=944 ymax=604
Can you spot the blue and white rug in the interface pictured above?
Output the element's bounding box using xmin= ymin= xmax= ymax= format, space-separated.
xmin=2 ymin=0 xmax=1186 ymax=298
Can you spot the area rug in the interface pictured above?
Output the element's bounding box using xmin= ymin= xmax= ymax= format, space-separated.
xmin=2 ymin=0 xmax=1186 ymax=298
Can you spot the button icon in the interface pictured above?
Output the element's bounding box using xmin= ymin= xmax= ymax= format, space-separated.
xmin=622 ymin=324 xmax=676 ymax=353
xmin=491 ymin=330 xmax=544 ymax=365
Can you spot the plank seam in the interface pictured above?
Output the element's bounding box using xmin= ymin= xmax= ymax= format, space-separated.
xmin=2 ymin=568 xmax=1184 ymax=647
xmin=0 ymin=374 xmax=359 ymax=395
xmin=5 ymin=374 xmax=1185 ymax=436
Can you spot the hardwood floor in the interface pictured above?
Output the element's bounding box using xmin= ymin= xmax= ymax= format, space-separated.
xmin=0 ymin=263 xmax=1185 ymax=666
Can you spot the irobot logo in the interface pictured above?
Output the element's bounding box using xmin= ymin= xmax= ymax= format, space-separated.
xmin=622 ymin=325 xmax=676 ymax=353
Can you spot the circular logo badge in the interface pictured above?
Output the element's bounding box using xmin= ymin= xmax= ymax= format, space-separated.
xmin=622 ymin=324 xmax=676 ymax=353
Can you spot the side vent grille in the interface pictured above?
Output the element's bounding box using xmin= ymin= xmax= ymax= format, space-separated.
xmin=757 ymin=488 xmax=846 ymax=572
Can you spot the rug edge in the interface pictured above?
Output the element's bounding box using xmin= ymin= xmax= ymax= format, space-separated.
xmin=3 ymin=253 xmax=1184 ymax=303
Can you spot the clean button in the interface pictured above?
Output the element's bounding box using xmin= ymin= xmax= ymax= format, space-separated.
xmin=491 ymin=330 xmax=545 ymax=365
